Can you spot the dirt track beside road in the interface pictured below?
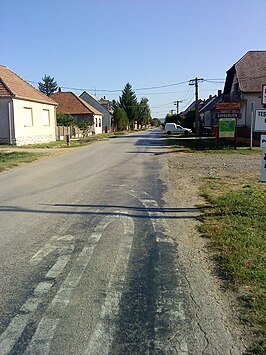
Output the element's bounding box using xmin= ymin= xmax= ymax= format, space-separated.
xmin=160 ymin=151 xmax=262 ymax=352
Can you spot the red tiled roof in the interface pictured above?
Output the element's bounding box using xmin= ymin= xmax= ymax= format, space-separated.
xmin=0 ymin=78 xmax=13 ymax=96
xmin=235 ymin=51 xmax=266 ymax=92
xmin=0 ymin=65 xmax=57 ymax=105
xmin=51 ymin=92 xmax=103 ymax=115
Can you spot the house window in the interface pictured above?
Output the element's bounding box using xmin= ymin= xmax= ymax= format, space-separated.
xmin=95 ymin=118 xmax=98 ymax=127
xmin=42 ymin=109 xmax=50 ymax=126
xmin=24 ymin=107 xmax=33 ymax=127
xmin=99 ymin=118 xmax=101 ymax=127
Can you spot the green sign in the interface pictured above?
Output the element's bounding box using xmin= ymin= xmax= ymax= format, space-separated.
xmin=219 ymin=118 xmax=236 ymax=138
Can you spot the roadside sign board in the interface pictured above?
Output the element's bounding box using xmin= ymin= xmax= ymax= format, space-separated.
xmin=255 ymin=109 xmax=266 ymax=131
xmin=261 ymin=148 xmax=266 ymax=182
xmin=261 ymin=135 xmax=266 ymax=148
xmin=262 ymin=85 xmax=266 ymax=105
xmin=260 ymin=135 xmax=266 ymax=182
xmin=219 ymin=118 xmax=236 ymax=138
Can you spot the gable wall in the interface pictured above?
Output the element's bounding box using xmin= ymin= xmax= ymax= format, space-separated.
xmin=13 ymin=98 xmax=57 ymax=145
xmin=241 ymin=93 xmax=263 ymax=127
xmin=93 ymin=114 xmax=103 ymax=134
xmin=80 ymin=92 xmax=111 ymax=130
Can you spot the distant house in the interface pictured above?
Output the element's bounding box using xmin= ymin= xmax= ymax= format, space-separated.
xmin=0 ymin=65 xmax=57 ymax=145
xmin=180 ymin=99 xmax=204 ymax=119
xmin=52 ymin=91 xmax=103 ymax=135
xmin=199 ymin=91 xmax=223 ymax=134
xmin=223 ymin=51 xmax=266 ymax=137
xmin=80 ymin=92 xmax=112 ymax=133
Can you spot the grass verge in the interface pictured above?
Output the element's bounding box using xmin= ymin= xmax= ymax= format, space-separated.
xmin=0 ymin=151 xmax=44 ymax=172
xmin=200 ymin=177 xmax=266 ymax=353
xmin=17 ymin=132 xmax=127 ymax=149
xmin=165 ymin=136 xmax=262 ymax=155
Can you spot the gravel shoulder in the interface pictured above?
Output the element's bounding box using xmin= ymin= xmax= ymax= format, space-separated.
xmin=160 ymin=151 xmax=262 ymax=353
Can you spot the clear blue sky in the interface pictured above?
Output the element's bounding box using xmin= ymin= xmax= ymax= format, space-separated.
xmin=2 ymin=0 xmax=266 ymax=117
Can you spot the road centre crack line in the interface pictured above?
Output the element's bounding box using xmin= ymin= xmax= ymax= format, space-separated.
xmin=126 ymin=189 xmax=189 ymax=354
xmin=84 ymin=212 xmax=134 ymax=355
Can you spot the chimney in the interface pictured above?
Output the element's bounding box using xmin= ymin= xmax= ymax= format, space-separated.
xmin=58 ymin=87 xmax=61 ymax=92
xmin=209 ymin=95 xmax=212 ymax=100
xmin=218 ymin=90 xmax=222 ymax=96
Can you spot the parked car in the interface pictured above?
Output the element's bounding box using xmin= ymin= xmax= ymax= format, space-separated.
xmin=165 ymin=123 xmax=192 ymax=135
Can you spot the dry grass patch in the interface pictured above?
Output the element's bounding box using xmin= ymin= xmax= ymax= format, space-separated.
xmin=200 ymin=177 xmax=266 ymax=353
xmin=0 ymin=151 xmax=44 ymax=172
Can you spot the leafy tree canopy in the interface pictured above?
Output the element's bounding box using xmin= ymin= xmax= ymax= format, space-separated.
xmin=181 ymin=110 xmax=195 ymax=130
xmin=38 ymin=74 xmax=58 ymax=96
xmin=113 ymin=106 xmax=128 ymax=131
xmin=76 ymin=120 xmax=92 ymax=137
xmin=165 ymin=113 xmax=181 ymax=125
xmin=138 ymin=97 xmax=151 ymax=127
xmin=151 ymin=118 xmax=161 ymax=127
xmin=119 ymin=83 xmax=138 ymax=129
xmin=56 ymin=112 xmax=76 ymax=127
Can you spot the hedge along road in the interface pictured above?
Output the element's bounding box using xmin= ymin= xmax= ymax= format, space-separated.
xmin=0 ymin=129 xmax=246 ymax=354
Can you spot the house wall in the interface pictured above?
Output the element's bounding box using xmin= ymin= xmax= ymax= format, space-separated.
xmin=229 ymin=73 xmax=263 ymax=128
xmin=203 ymin=111 xmax=212 ymax=126
xmin=241 ymin=93 xmax=262 ymax=127
xmin=0 ymin=99 xmax=12 ymax=144
xmin=12 ymin=98 xmax=56 ymax=145
xmin=80 ymin=92 xmax=111 ymax=132
xmin=93 ymin=114 xmax=103 ymax=134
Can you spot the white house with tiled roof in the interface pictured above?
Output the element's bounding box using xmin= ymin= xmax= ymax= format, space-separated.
xmin=52 ymin=91 xmax=103 ymax=135
xmin=0 ymin=65 xmax=57 ymax=145
xmin=223 ymin=51 xmax=266 ymax=133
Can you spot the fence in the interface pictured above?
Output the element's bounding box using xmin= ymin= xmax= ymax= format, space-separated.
xmin=56 ymin=126 xmax=92 ymax=140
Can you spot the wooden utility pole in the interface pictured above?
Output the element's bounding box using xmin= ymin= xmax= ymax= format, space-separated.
xmin=189 ymin=77 xmax=204 ymax=136
xmin=174 ymin=100 xmax=182 ymax=115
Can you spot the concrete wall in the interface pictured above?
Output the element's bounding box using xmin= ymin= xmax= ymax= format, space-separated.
xmin=12 ymin=98 xmax=57 ymax=145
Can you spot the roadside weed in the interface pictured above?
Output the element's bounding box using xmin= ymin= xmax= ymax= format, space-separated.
xmin=200 ymin=180 xmax=266 ymax=353
xmin=0 ymin=151 xmax=43 ymax=172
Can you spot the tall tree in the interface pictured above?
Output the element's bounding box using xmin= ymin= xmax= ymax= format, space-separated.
xmin=151 ymin=118 xmax=161 ymax=127
xmin=138 ymin=97 xmax=151 ymax=127
xmin=113 ymin=106 xmax=128 ymax=131
xmin=165 ymin=113 xmax=181 ymax=125
xmin=119 ymin=83 xmax=138 ymax=130
xmin=38 ymin=75 xmax=58 ymax=96
xmin=181 ymin=110 xmax=195 ymax=130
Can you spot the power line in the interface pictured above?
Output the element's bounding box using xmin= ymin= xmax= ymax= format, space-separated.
xmin=133 ymin=80 xmax=190 ymax=91
xmin=150 ymin=102 xmax=174 ymax=108
xmin=28 ymin=74 xmax=266 ymax=95
xmin=27 ymin=79 xmax=191 ymax=93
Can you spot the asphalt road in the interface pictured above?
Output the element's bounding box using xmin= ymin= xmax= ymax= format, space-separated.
xmin=0 ymin=129 xmax=245 ymax=354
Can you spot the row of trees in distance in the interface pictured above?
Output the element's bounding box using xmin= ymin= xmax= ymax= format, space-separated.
xmin=38 ymin=76 xmax=160 ymax=132
xmin=113 ymin=82 xmax=152 ymax=131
